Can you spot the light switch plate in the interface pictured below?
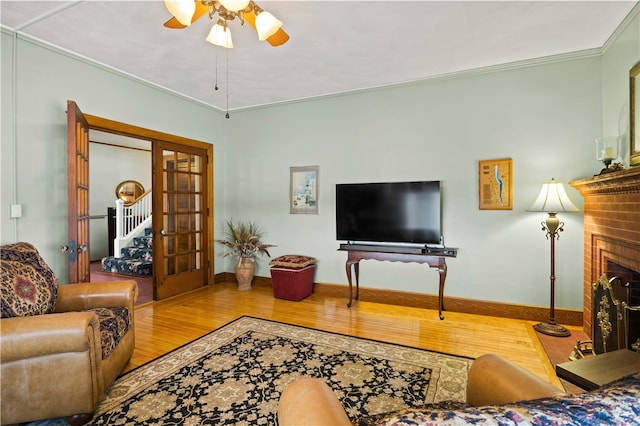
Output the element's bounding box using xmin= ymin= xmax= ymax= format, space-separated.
xmin=10 ymin=204 xmax=22 ymax=218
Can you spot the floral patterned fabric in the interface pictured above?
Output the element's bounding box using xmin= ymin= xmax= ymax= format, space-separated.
xmin=0 ymin=242 xmax=58 ymax=318
xmin=364 ymin=373 xmax=640 ymax=426
xmin=100 ymin=231 xmax=152 ymax=276
xmin=354 ymin=401 xmax=469 ymax=425
xmin=90 ymin=306 xmax=131 ymax=359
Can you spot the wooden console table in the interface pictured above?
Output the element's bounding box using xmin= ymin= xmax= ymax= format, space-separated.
xmin=556 ymin=349 xmax=640 ymax=391
xmin=338 ymin=247 xmax=457 ymax=320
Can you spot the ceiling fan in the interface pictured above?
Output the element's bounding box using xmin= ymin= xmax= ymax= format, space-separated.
xmin=164 ymin=0 xmax=289 ymax=48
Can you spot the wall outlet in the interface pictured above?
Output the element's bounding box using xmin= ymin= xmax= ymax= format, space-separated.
xmin=10 ymin=204 xmax=22 ymax=218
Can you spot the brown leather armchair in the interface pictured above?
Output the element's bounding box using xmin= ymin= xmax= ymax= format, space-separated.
xmin=1 ymin=244 xmax=138 ymax=425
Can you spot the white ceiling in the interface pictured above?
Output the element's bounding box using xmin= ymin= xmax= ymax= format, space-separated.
xmin=1 ymin=1 xmax=637 ymax=113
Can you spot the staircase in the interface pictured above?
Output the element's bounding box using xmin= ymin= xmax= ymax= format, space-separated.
xmin=101 ymin=227 xmax=153 ymax=276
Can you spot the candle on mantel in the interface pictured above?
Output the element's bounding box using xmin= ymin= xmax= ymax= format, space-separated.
xmin=596 ymin=137 xmax=618 ymax=162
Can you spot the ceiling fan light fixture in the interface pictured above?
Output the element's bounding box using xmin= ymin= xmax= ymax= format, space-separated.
xmin=218 ymin=0 xmax=251 ymax=13
xmin=164 ymin=0 xmax=196 ymax=26
xmin=255 ymin=11 xmax=282 ymax=41
xmin=206 ymin=19 xmax=234 ymax=48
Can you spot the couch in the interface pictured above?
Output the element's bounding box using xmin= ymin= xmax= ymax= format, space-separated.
xmin=278 ymin=353 xmax=640 ymax=425
xmin=1 ymin=242 xmax=138 ymax=425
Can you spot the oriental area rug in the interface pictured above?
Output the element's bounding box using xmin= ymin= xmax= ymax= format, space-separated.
xmin=36 ymin=316 xmax=473 ymax=425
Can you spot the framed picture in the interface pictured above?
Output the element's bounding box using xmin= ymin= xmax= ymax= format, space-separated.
xmin=479 ymin=158 xmax=513 ymax=210
xmin=290 ymin=166 xmax=319 ymax=214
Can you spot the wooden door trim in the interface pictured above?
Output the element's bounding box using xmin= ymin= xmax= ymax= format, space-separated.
xmin=85 ymin=114 xmax=209 ymax=148
xmin=83 ymin=113 xmax=215 ymax=288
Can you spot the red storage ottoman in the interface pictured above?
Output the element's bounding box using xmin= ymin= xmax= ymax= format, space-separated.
xmin=269 ymin=255 xmax=316 ymax=301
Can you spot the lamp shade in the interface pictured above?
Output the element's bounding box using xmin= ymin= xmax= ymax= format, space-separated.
xmin=256 ymin=11 xmax=282 ymax=41
xmin=206 ymin=20 xmax=234 ymax=48
xmin=164 ymin=0 xmax=196 ymax=26
xmin=528 ymin=178 xmax=580 ymax=213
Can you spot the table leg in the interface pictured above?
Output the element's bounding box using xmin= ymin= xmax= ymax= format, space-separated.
xmin=437 ymin=262 xmax=447 ymax=320
xmin=354 ymin=262 xmax=360 ymax=301
xmin=345 ymin=259 xmax=361 ymax=307
xmin=346 ymin=260 xmax=354 ymax=307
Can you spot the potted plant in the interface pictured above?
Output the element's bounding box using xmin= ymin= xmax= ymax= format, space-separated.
xmin=217 ymin=220 xmax=275 ymax=290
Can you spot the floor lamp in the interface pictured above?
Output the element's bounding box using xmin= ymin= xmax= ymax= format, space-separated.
xmin=528 ymin=178 xmax=580 ymax=337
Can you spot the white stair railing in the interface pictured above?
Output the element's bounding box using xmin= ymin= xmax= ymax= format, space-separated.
xmin=114 ymin=190 xmax=152 ymax=258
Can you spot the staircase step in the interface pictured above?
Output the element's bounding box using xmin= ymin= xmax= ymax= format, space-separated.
xmin=120 ymin=246 xmax=153 ymax=261
xmin=101 ymin=256 xmax=152 ymax=276
xmin=104 ymin=227 xmax=154 ymax=276
xmin=133 ymin=235 xmax=153 ymax=248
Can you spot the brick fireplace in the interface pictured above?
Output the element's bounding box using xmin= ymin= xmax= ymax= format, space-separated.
xmin=570 ymin=167 xmax=640 ymax=345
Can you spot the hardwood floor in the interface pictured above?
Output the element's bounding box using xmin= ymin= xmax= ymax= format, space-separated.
xmin=124 ymin=280 xmax=586 ymax=393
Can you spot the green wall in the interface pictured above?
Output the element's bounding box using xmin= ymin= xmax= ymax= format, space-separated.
xmin=602 ymin=10 xmax=640 ymax=160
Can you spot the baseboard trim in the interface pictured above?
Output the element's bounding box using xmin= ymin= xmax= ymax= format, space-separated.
xmin=215 ymin=273 xmax=583 ymax=326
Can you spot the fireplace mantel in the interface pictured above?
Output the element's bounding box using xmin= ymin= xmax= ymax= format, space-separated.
xmin=570 ymin=167 xmax=640 ymax=336
xmin=570 ymin=167 xmax=640 ymax=196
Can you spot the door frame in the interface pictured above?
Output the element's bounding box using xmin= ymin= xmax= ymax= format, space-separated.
xmin=84 ymin=113 xmax=215 ymax=291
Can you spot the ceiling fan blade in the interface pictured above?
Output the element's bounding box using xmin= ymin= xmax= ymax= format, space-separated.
xmin=266 ymin=29 xmax=289 ymax=46
xmin=241 ymin=8 xmax=290 ymax=46
xmin=164 ymin=1 xmax=211 ymax=29
xmin=164 ymin=17 xmax=187 ymax=29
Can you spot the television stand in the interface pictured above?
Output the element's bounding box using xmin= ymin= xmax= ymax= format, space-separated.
xmin=338 ymin=245 xmax=458 ymax=320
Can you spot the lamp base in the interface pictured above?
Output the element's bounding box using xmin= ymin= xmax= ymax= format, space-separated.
xmin=533 ymin=322 xmax=571 ymax=337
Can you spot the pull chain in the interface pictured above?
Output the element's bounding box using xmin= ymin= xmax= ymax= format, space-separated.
xmin=214 ymin=46 xmax=219 ymax=91
xmin=225 ymin=42 xmax=230 ymax=119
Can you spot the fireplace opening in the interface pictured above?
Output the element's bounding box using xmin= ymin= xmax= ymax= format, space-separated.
xmin=607 ymin=260 xmax=640 ymax=305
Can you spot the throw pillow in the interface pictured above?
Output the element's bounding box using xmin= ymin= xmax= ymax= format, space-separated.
xmin=1 ymin=242 xmax=58 ymax=318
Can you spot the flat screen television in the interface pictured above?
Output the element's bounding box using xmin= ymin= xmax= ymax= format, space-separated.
xmin=336 ymin=181 xmax=442 ymax=246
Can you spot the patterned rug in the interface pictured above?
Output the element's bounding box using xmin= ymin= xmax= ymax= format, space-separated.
xmin=35 ymin=316 xmax=473 ymax=425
